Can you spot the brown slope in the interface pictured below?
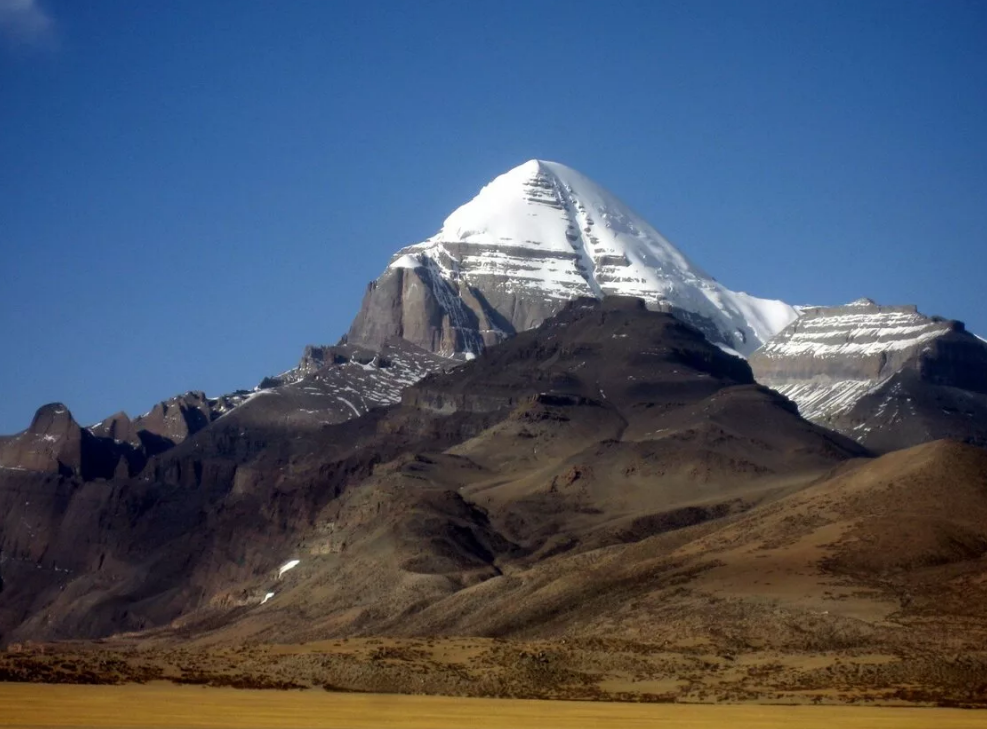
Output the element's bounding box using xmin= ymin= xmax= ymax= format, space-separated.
xmin=370 ymin=440 xmax=987 ymax=658
xmin=149 ymin=299 xmax=864 ymax=645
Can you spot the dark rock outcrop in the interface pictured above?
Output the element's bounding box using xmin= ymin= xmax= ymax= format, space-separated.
xmin=89 ymin=411 xmax=142 ymax=448
xmin=133 ymin=391 xmax=218 ymax=452
xmin=0 ymin=403 xmax=86 ymax=477
xmin=346 ymin=259 xmax=501 ymax=355
xmin=0 ymin=403 xmax=123 ymax=480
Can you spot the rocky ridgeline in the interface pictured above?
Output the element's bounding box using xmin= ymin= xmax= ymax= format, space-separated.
xmin=0 ymin=391 xmax=250 ymax=480
xmin=0 ymin=338 xmax=452 ymax=480
xmin=233 ymin=338 xmax=454 ymax=428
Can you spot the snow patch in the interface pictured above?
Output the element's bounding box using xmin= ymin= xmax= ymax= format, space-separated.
xmin=337 ymin=397 xmax=362 ymax=417
xmin=389 ymin=253 xmax=423 ymax=270
xmin=278 ymin=559 xmax=300 ymax=578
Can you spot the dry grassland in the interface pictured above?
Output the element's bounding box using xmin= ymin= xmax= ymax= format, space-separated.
xmin=0 ymin=682 xmax=983 ymax=729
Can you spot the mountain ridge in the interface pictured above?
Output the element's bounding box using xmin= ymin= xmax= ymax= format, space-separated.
xmin=0 ymin=298 xmax=864 ymax=645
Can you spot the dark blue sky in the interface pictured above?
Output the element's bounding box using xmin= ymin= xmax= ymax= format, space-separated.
xmin=1 ymin=0 xmax=985 ymax=432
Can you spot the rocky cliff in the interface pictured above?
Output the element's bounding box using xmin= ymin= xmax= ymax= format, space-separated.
xmin=0 ymin=403 xmax=124 ymax=480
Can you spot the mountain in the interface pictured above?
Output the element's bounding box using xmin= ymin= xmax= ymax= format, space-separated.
xmin=749 ymin=298 xmax=987 ymax=452
xmin=4 ymin=300 xmax=987 ymax=705
xmin=347 ymin=160 xmax=797 ymax=358
xmin=14 ymin=160 xmax=978 ymax=477
xmin=2 ymin=158 xmax=986 ymax=704
xmin=0 ymin=298 xmax=862 ymax=644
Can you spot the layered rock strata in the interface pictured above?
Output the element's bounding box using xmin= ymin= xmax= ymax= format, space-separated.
xmin=750 ymin=298 xmax=987 ymax=451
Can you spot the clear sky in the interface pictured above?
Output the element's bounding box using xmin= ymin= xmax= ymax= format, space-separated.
xmin=1 ymin=0 xmax=985 ymax=433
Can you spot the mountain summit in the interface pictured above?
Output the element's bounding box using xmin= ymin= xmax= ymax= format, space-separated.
xmin=347 ymin=160 xmax=797 ymax=357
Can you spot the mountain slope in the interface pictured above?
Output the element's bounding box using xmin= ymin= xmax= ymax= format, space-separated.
xmin=348 ymin=160 xmax=796 ymax=357
xmin=329 ymin=440 xmax=987 ymax=644
xmin=6 ymin=299 xmax=987 ymax=706
xmin=0 ymin=298 xmax=859 ymax=644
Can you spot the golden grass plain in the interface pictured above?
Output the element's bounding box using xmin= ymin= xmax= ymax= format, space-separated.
xmin=0 ymin=683 xmax=983 ymax=729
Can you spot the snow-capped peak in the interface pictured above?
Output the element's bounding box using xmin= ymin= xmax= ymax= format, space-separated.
xmin=428 ymin=159 xmax=708 ymax=284
xmin=351 ymin=160 xmax=798 ymax=357
xmin=395 ymin=160 xmax=796 ymax=355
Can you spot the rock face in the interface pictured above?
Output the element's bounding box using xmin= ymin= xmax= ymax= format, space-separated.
xmin=0 ymin=404 xmax=122 ymax=480
xmin=130 ymin=391 xmax=237 ymax=454
xmin=347 ymin=160 xmax=797 ymax=357
xmin=0 ymin=404 xmax=85 ymax=477
xmin=89 ymin=411 xmax=142 ymax=448
xmin=828 ymin=331 xmax=987 ymax=452
xmin=749 ymin=299 xmax=987 ymax=451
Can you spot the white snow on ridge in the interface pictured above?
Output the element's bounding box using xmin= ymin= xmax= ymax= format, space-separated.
xmin=714 ymin=342 xmax=744 ymax=359
xmin=774 ymin=379 xmax=882 ymax=421
xmin=397 ymin=160 xmax=796 ymax=356
xmin=336 ymin=397 xmax=362 ymax=418
xmin=757 ymin=310 xmax=952 ymax=360
xmin=751 ymin=301 xmax=972 ymax=426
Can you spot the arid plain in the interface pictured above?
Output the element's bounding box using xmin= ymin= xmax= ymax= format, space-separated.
xmin=1 ymin=683 xmax=984 ymax=729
